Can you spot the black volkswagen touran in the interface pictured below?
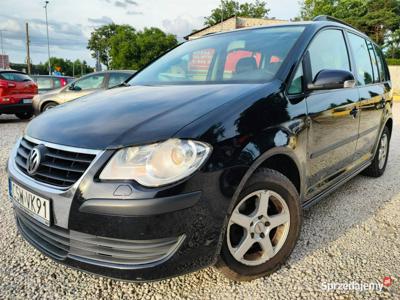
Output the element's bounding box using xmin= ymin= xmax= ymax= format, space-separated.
xmin=7 ymin=16 xmax=393 ymax=281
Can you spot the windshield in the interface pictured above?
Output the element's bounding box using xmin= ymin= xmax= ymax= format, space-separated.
xmin=129 ymin=26 xmax=305 ymax=85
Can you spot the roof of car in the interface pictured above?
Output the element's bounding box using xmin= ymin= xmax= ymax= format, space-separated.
xmin=0 ymin=70 xmax=26 ymax=74
xmin=31 ymin=75 xmax=74 ymax=78
xmin=94 ymin=70 xmax=136 ymax=74
xmin=191 ymin=16 xmax=370 ymax=43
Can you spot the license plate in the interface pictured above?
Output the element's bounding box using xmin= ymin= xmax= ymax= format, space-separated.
xmin=22 ymin=99 xmax=32 ymax=104
xmin=9 ymin=180 xmax=51 ymax=226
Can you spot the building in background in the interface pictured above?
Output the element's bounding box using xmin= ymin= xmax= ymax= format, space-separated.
xmin=185 ymin=16 xmax=288 ymax=40
xmin=0 ymin=54 xmax=10 ymax=69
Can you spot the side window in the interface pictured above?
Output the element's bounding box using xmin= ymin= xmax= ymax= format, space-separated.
xmin=74 ymin=74 xmax=105 ymax=90
xmin=36 ymin=77 xmax=53 ymax=89
xmin=288 ymin=65 xmax=303 ymax=94
xmin=308 ymin=29 xmax=350 ymax=81
xmin=108 ymin=73 xmax=131 ymax=88
xmin=348 ymin=33 xmax=374 ymax=85
xmin=374 ymin=45 xmax=387 ymax=82
xmin=367 ymin=41 xmax=379 ymax=82
xmin=53 ymin=78 xmax=61 ymax=88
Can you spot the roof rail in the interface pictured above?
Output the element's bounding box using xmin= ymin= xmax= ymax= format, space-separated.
xmin=313 ymin=15 xmax=358 ymax=30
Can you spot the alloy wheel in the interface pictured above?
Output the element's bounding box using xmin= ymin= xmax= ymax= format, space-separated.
xmin=227 ymin=190 xmax=290 ymax=266
xmin=378 ymin=133 xmax=388 ymax=170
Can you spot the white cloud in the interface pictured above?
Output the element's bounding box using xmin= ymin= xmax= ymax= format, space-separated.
xmin=88 ymin=16 xmax=114 ymax=25
xmin=162 ymin=15 xmax=204 ymax=39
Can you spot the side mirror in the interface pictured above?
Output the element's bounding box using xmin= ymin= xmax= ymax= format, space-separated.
xmin=69 ymin=84 xmax=81 ymax=91
xmin=307 ymin=69 xmax=355 ymax=91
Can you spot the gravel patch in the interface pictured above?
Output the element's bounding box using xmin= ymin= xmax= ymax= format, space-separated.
xmin=1 ymin=108 xmax=400 ymax=299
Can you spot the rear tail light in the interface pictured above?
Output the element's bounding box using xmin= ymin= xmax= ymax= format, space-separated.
xmin=0 ymin=80 xmax=7 ymax=88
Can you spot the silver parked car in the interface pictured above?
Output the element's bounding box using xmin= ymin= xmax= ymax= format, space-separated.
xmin=33 ymin=70 xmax=135 ymax=114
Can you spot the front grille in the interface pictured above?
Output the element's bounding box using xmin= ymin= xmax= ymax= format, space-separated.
xmin=15 ymin=209 xmax=185 ymax=269
xmin=15 ymin=137 xmax=97 ymax=188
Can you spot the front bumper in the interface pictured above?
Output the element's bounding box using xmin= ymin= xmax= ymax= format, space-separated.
xmin=7 ymin=138 xmax=230 ymax=281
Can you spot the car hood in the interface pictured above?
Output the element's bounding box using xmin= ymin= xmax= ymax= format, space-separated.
xmin=26 ymin=84 xmax=264 ymax=149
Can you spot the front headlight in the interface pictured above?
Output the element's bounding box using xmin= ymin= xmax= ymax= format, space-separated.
xmin=99 ymin=139 xmax=212 ymax=187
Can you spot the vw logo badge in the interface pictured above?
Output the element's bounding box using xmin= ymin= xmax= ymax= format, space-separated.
xmin=27 ymin=147 xmax=42 ymax=175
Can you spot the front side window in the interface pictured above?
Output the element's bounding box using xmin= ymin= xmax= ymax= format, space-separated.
xmin=288 ymin=65 xmax=303 ymax=94
xmin=308 ymin=29 xmax=350 ymax=81
xmin=348 ymin=33 xmax=374 ymax=85
xmin=108 ymin=72 xmax=132 ymax=88
xmin=129 ymin=26 xmax=305 ymax=85
xmin=74 ymin=74 xmax=105 ymax=90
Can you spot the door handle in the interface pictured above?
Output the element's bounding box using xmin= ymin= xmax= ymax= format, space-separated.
xmin=350 ymin=107 xmax=359 ymax=118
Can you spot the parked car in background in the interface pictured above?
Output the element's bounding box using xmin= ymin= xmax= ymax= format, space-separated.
xmin=31 ymin=75 xmax=74 ymax=94
xmin=32 ymin=70 xmax=135 ymax=113
xmin=0 ymin=70 xmax=38 ymax=119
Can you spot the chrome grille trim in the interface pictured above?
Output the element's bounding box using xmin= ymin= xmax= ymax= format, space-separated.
xmin=15 ymin=136 xmax=100 ymax=188
xmin=16 ymin=210 xmax=185 ymax=269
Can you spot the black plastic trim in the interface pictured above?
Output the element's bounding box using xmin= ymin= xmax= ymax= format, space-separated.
xmin=78 ymin=191 xmax=202 ymax=216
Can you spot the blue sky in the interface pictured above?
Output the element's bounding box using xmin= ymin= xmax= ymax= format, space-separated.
xmin=0 ymin=0 xmax=300 ymax=66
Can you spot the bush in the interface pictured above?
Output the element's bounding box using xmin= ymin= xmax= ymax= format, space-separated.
xmin=386 ymin=58 xmax=400 ymax=65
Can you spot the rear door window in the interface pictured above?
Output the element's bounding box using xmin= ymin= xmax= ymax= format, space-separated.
xmin=36 ymin=77 xmax=53 ymax=89
xmin=367 ymin=41 xmax=380 ymax=82
xmin=347 ymin=33 xmax=374 ymax=85
xmin=374 ymin=45 xmax=388 ymax=82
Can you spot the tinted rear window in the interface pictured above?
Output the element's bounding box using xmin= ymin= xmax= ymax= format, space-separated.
xmin=0 ymin=72 xmax=33 ymax=82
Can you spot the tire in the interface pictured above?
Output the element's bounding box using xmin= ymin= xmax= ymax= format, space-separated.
xmin=362 ymin=126 xmax=390 ymax=177
xmin=15 ymin=112 xmax=33 ymax=120
xmin=216 ymin=168 xmax=302 ymax=281
xmin=42 ymin=102 xmax=58 ymax=112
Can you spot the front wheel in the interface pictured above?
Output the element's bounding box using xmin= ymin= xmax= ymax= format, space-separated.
xmin=362 ymin=126 xmax=390 ymax=177
xmin=15 ymin=112 xmax=33 ymax=120
xmin=216 ymin=168 xmax=302 ymax=281
xmin=42 ymin=102 xmax=58 ymax=112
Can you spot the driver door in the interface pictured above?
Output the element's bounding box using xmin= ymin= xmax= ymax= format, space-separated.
xmin=60 ymin=73 xmax=106 ymax=104
xmin=304 ymin=29 xmax=360 ymax=198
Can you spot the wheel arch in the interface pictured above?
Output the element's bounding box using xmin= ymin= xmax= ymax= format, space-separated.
xmin=40 ymin=100 xmax=58 ymax=112
xmin=231 ymin=146 xmax=304 ymax=212
xmin=385 ymin=117 xmax=393 ymax=139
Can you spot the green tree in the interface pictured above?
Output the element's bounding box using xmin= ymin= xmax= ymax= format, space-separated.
xmin=41 ymin=58 xmax=93 ymax=76
xmin=204 ymin=0 xmax=270 ymax=26
xmin=386 ymin=29 xmax=400 ymax=58
xmin=87 ymin=23 xmax=119 ymax=69
xmin=299 ymin=0 xmax=400 ymax=46
xmin=134 ymin=28 xmax=177 ymax=69
xmin=108 ymin=26 xmax=178 ymax=70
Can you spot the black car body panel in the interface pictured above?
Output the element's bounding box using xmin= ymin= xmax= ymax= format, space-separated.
xmin=7 ymin=20 xmax=393 ymax=281
xmin=27 ymin=83 xmax=264 ymax=149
